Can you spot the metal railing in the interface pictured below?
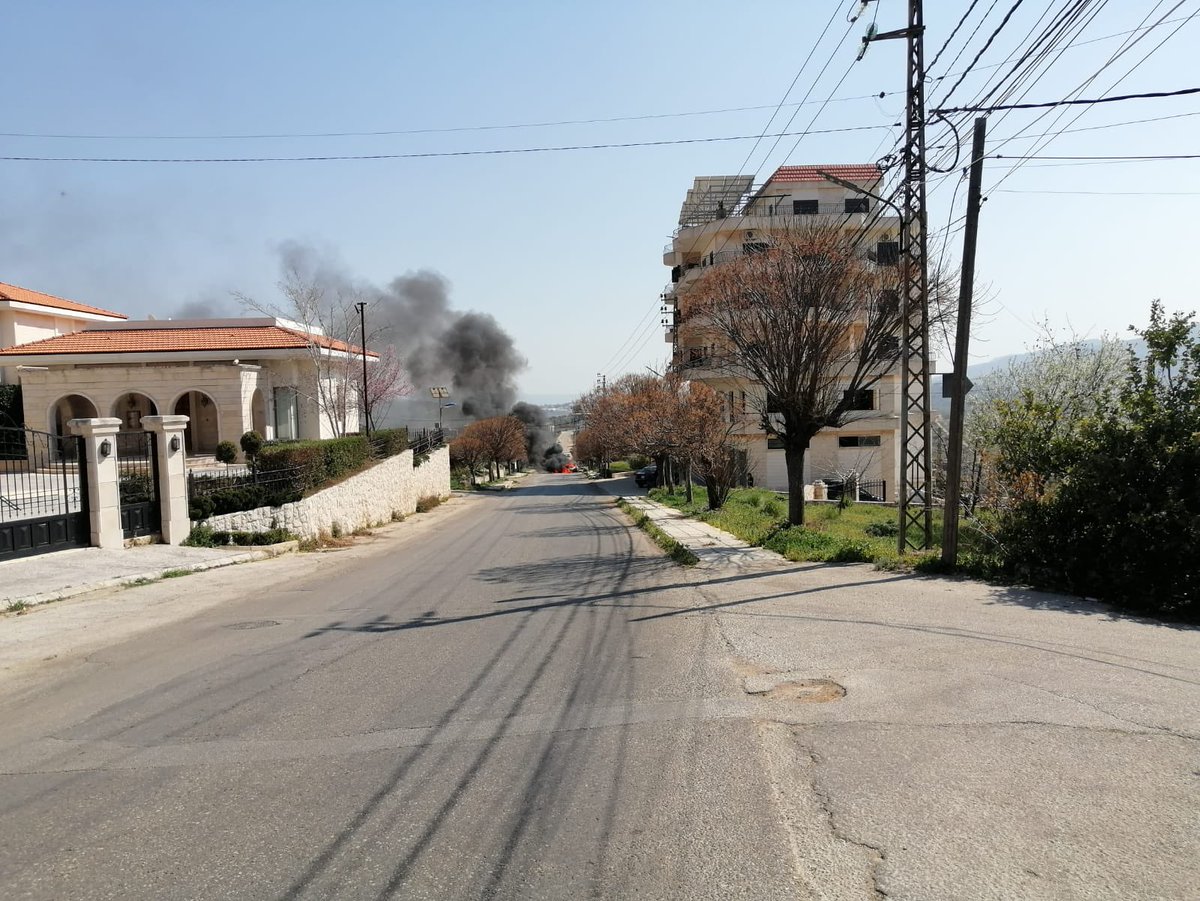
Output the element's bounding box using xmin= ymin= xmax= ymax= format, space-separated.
xmin=0 ymin=427 xmax=84 ymax=522
xmin=409 ymin=426 xmax=449 ymax=457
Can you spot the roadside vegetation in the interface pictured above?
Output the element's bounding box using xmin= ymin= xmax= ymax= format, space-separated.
xmin=648 ymin=486 xmax=954 ymax=567
xmin=615 ymin=498 xmax=698 ymax=566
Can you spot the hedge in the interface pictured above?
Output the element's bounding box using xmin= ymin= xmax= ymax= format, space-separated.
xmin=257 ymin=435 xmax=373 ymax=492
xmin=370 ymin=427 xmax=408 ymax=457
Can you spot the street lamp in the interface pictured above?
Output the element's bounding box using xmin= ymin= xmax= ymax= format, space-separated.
xmin=439 ymin=402 xmax=456 ymax=430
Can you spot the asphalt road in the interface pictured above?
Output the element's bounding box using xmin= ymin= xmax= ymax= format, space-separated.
xmin=0 ymin=476 xmax=805 ymax=900
xmin=2 ymin=473 xmax=1197 ymax=900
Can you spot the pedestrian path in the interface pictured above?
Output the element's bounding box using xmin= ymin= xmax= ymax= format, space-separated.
xmin=1 ymin=543 xmax=288 ymax=609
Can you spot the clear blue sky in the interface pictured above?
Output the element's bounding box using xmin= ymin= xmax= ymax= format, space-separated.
xmin=4 ymin=1 xmax=1196 ymax=401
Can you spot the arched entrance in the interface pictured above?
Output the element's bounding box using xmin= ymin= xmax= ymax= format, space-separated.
xmin=173 ymin=390 xmax=219 ymax=454
xmin=50 ymin=394 xmax=99 ymax=438
xmin=49 ymin=394 xmax=98 ymax=462
xmin=111 ymin=392 xmax=158 ymax=433
xmin=251 ymin=388 xmax=267 ymax=437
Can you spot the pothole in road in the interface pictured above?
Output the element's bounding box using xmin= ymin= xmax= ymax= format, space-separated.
xmin=225 ymin=620 xmax=281 ymax=630
xmin=738 ymin=665 xmax=846 ymax=703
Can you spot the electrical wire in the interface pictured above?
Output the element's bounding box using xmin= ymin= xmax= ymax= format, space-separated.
xmin=935 ymin=84 xmax=1200 ymax=111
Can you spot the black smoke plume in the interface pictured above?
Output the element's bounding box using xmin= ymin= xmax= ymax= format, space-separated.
xmin=262 ymin=243 xmax=526 ymax=419
xmin=510 ymin=401 xmax=556 ymax=466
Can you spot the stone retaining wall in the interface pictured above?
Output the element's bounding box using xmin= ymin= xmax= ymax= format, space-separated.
xmin=200 ymin=445 xmax=450 ymax=539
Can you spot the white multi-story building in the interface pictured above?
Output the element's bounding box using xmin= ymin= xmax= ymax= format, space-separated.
xmin=662 ymin=164 xmax=903 ymax=498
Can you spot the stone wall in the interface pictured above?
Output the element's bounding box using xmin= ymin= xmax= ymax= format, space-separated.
xmin=200 ymin=445 xmax=451 ymax=539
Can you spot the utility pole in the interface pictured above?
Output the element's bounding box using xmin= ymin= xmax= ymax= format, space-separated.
xmin=861 ymin=0 xmax=933 ymax=552
xmin=355 ymin=301 xmax=371 ymax=436
xmin=941 ymin=117 xmax=987 ymax=565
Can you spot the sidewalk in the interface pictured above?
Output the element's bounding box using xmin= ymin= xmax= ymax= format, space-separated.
xmin=594 ymin=473 xmax=784 ymax=569
xmin=1 ymin=543 xmax=290 ymax=610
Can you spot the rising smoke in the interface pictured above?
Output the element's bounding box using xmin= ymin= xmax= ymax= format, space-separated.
xmin=254 ymin=243 xmax=527 ymax=419
xmin=510 ymin=401 xmax=556 ymax=466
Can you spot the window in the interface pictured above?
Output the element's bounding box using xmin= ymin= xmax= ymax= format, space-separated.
xmin=274 ymin=387 xmax=298 ymax=441
xmin=726 ymin=391 xmax=735 ymax=423
xmin=844 ymin=197 xmax=869 ymax=214
xmin=880 ymin=335 xmax=901 ymax=357
xmin=876 ymin=241 xmax=900 ymax=266
xmin=879 ymin=289 xmax=900 ymax=316
xmin=793 ymin=199 xmax=819 ymax=215
xmin=767 ymin=438 xmax=785 ymax=450
xmin=843 ymin=389 xmax=875 ymax=411
xmin=766 ymin=393 xmax=784 ymax=413
xmin=839 ymin=435 xmax=881 ymax=448
xmin=742 ymin=241 xmax=770 ymax=255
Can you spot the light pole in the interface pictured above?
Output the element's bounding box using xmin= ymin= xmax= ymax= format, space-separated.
xmin=439 ymin=402 xmax=456 ymax=431
xmin=355 ymin=301 xmax=370 ymax=436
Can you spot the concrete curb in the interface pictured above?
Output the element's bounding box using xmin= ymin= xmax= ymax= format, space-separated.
xmin=6 ymin=541 xmax=297 ymax=611
xmin=616 ymin=495 xmax=787 ymax=570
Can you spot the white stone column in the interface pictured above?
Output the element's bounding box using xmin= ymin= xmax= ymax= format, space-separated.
xmin=68 ymin=417 xmax=124 ymax=550
xmin=143 ymin=415 xmax=191 ymax=545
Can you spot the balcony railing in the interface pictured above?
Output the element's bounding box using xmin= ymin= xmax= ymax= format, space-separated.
xmin=677 ymin=200 xmax=895 ymax=232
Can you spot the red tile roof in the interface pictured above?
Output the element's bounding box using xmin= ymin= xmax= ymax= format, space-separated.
xmin=0 ymin=324 xmax=377 ymax=357
xmin=0 ymin=281 xmax=126 ymax=319
xmin=766 ymin=164 xmax=883 ymax=184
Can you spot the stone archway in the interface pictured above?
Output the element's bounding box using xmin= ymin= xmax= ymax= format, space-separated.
xmin=173 ymin=390 xmax=220 ymax=455
xmin=50 ymin=394 xmax=99 ymax=438
xmin=111 ymin=392 xmax=158 ymax=433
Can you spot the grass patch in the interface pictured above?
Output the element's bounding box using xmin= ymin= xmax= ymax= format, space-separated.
xmin=608 ymin=460 xmax=632 ymax=473
xmin=160 ymin=568 xmax=193 ymax=579
xmin=5 ymin=600 xmax=30 ymax=615
xmin=648 ymin=486 xmax=955 ymax=567
xmin=615 ymin=498 xmax=699 ymax=566
xmin=415 ymin=495 xmax=444 ymax=513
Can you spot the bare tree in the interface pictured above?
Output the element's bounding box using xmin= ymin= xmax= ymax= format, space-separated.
xmin=466 ymin=415 xmax=526 ymax=482
xmin=236 ymin=264 xmax=409 ymax=437
xmin=686 ymin=223 xmax=907 ymax=526
xmin=450 ymin=431 xmax=488 ymax=486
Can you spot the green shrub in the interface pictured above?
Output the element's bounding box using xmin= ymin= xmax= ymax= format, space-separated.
xmin=370 ymin=428 xmax=408 ymax=457
xmin=0 ymin=384 xmax=22 ymax=428
xmin=240 ymin=430 xmax=264 ymax=460
xmin=184 ymin=525 xmax=295 ymax=547
xmin=216 ymin=440 xmax=239 ymax=464
xmin=608 ymin=461 xmax=632 ymax=473
xmin=257 ymin=435 xmax=372 ymax=492
xmin=865 ymin=520 xmax=899 ymax=538
xmin=760 ymin=499 xmax=783 ymax=518
xmin=828 ymin=539 xmax=873 ymax=563
xmin=118 ymin=473 xmax=155 ymax=503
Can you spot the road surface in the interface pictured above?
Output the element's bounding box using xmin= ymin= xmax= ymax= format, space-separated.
xmin=0 ymin=476 xmax=806 ymax=899
xmin=1 ymin=473 xmax=1196 ymax=900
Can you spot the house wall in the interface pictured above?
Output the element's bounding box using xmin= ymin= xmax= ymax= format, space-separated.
xmin=0 ymin=309 xmax=106 ymax=384
xmin=199 ymin=445 xmax=451 ymax=538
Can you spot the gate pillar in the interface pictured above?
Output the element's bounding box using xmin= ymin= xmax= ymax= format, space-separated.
xmin=68 ymin=418 xmax=123 ymax=549
xmin=142 ymin=415 xmax=191 ymax=545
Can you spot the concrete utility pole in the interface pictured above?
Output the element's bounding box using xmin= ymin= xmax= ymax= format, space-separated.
xmin=356 ymin=301 xmax=371 ymax=436
xmin=859 ymin=0 xmax=933 ymax=553
xmin=941 ymin=117 xmax=988 ymax=566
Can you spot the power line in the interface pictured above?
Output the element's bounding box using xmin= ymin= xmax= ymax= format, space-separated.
xmin=995 ymin=187 xmax=1200 ymax=194
xmin=0 ymin=124 xmax=892 ymax=164
xmin=994 ymin=152 xmax=1200 ymax=160
xmin=935 ymin=84 xmax=1200 ymax=112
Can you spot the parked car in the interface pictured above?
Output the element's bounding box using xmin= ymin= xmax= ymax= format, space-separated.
xmin=634 ymin=464 xmax=658 ymax=488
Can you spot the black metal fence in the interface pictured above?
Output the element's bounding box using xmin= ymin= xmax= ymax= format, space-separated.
xmin=824 ymin=478 xmax=888 ymax=503
xmin=187 ymin=466 xmax=304 ymax=520
xmin=116 ymin=431 xmax=160 ymax=537
xmin=409 ymin=426 xmax=448 ymax=458
xmin=0 ymin=427 xmax=86 ymax=523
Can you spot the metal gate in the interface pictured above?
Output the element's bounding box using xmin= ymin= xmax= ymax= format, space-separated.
xmin=0 ymin=427 xmax=90 ymax=561
xmin=117 ymin=431 xmax=160 ymax=538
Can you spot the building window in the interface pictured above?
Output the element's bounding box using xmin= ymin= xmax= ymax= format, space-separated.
xmin=839 ymin=435 xmax=881 ymax=448
xmin=767 ymin=438 xmax=785 ymax=450
xmin=726 ymin=391 xmax=736 ymax=423
xmin=876 ymin=241 xmax=900 ymax=266
xmin=793 ymin=199 xmax=819 ymax=215
xmin=766 ymin=393 xmax=784 ymax=413
xmin=844 ymin=389 xmax=875 ymax=411
xmin=881 ymin=335 xmax=900 ymax=357
xmin=742 ymin=241 xmax=770 ymax=255
xmin=844 ymin=197 xmax=869 ymax=214
xmin=274 ymin=387 xmax=298 ymax=441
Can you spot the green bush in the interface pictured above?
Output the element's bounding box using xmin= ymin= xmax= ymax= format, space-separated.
xmin=258 ymin=435 xmax=372 ymax=492
xmin=0 ymin=384 xmax=22 ymax=428
xmin=216 ymin=440 xmax=239 ymax=464
xmin=184 ymin=525 xmax=295 ymax=547
xmin=240 ymin=430 xmax=264 ymax=460
xmin=608 ymin=461 xmax=632 ymax=473
xmin=865 ymin=520 xmax=899 ymax=538
xmin=370 ymin=427 xmax=408 ymax=457
xmin=118 ymin=473 xmax=155 ymax=503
